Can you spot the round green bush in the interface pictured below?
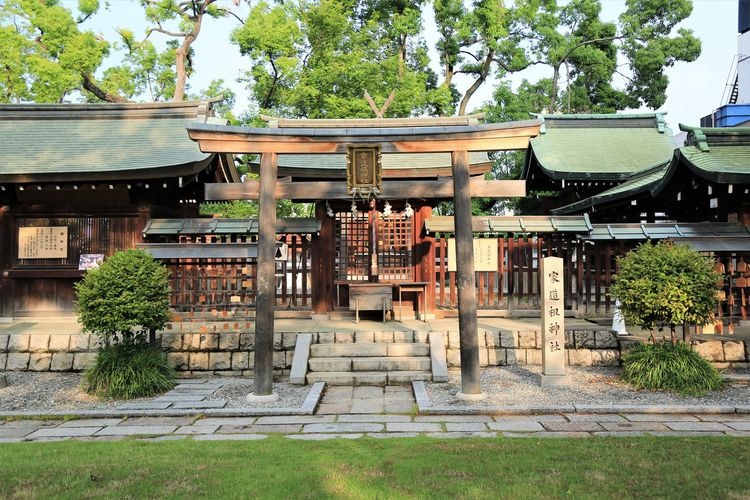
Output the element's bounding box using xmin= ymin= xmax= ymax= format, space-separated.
xmin=621 ymin=341 xmax=723 ymax=395
xmin=75 ymin=249 xmax=170 ymax=346
xmin=83 ymin=343 xmax=176 ymax=399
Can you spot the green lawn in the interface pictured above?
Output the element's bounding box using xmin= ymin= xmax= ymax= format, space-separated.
xmin=1 ymin=436 xmax=748 ymax=499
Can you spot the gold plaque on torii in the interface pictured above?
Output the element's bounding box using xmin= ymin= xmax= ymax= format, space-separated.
xmin=346 ymin=145 xmax=382 ymax=193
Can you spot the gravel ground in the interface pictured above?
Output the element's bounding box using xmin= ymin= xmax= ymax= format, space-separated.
xmin=427 ymin=366 xmax=750 ymax=408
xmin=0 ymin=372 xmax=308 ymax=412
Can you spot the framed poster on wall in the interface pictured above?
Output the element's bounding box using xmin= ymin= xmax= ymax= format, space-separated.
xmin=18 ymin=226 xmax=68 ymax=259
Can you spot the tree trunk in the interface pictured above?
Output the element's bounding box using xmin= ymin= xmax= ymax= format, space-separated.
xmin=458 ymin=49 xmax=493 ymax=116
xmin=173 ymin=15 xmax=204 ymax=101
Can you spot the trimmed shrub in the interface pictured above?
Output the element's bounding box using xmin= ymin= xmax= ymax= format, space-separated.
xmin=610 ymin=241 xmax=720 ymax=342
xmin=83 ymin=343 xmax=176 ymax=399
xmin=75 ymin=249 xmax=171 ymax=346
xmin=621 ymin=341 xmax=723 ymax=395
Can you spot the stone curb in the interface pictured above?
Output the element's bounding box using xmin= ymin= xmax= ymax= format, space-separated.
xmin=411 ymin=381 xmax=746 ymax=416
xmin=0 ymin=382 xmax=326 ymax=420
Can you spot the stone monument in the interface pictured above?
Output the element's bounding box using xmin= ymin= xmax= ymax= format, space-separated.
xmin=537 ymin=256 xmax=570 ymax=386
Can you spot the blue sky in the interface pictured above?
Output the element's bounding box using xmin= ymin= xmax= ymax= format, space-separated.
xmin=75 ymin=0 xmax=738 ymax=131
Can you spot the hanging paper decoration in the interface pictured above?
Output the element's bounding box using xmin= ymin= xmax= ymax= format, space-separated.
xmin=350 ymin=200 xmax=358 ymax=216
xmin=382 ymin=200 xmax=392 ymax=217
xmin=404 ymin=200 xmax=414 ymax=218
xmin=325 ymin=200 xmax=334 ymax=218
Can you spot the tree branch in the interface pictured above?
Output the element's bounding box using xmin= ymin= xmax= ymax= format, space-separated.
xmin=147 ymin=27 xmax=189 ymax=37
xmin=81 ymin=73 xmax=130 ymax=103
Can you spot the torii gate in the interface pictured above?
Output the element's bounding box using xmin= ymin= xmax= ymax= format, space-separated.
xmin=186 ymin=117 xmax=541 ymax=401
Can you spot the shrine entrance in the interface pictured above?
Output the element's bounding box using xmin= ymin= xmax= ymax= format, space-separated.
xmin=186 ymin=114 xmax=541 ymax=399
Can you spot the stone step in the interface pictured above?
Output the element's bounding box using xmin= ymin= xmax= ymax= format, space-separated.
xmin=308 ymin=356 xmax=431 ymax=373
xmin=306 ymin=370 xmax=432 ymax=386
xmin=310 ymin=342 xmax=430 ymax=358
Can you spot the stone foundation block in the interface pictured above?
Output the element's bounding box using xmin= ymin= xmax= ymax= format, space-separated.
xmin=447 ymin=331 xmax=460 ymax=349
xmin=478 ymin=348 xmax=489 ymax=366
xmin=73 ymin=352 xmax=97 ymax=370
xmin=525 ymin=348 xmax=542 ymax=365
xmin=282 ymin=333 xmax=298 ymax=348
xmin=591 ymin=349 xmax=620 ymax=366
xmin=48 ymin=335 xmax=70 ymax=352
xmin=231 ymin=351 xmax=250 ymax=371
xmin=318 ymin=332 xmax=335 ymax=343
xmin=160 ymin=333 xmax=183 ymax=351
xmin=355 ymin=332 xmax=374 ymax=343
xmin=8 ymin=334 xmax=30 ymax=352
xmin=29 ymin=335 xmax=49 ymax=352
xmin=273 ymin=333 xmax=283 ymax=349
xmin=575 ymin=331 xmax=596 ymax=349
xmin=6 ymin=353 xmax=30 ymax=370
xmin=374 ymin=332 xmax=394 ymax=343
xmin=185 ymin=334 xmax=201 ymax=351
xmin=189 ymin=352 xmax=209 ymax=370
xmin=694 ymin=341 xmax=724 ymax=361
xmin=168 ymin=352 xmax=190 ymax=371
xmin=485 ymin=331 xmax=500 ymax=348
xmin=723 ymin=341 xmax=746 ymax=362
xmin=518 ymin=331 xmax=536 ymax=348
xmin=0 ymin=353 xmax=6 ymax=369
xmin=335 ymin=332 xmax=354 ymax=344
xmin=499 ymin=331 xmax=517 ymax=348
xmin=712 ymin=362 xmax=731 ymax=370
xmin=0 ymin=334 xmax=9 ymax=352
xmin=29 ymin=353 xmax=52 ymax=371
xmin=50 ymin=353 xmax=74 ymax=371
xmin=200 ymin=334 xmax=219 ymax=351
xmin=273 ymin=351 xmax=287 ymax=369
xmin=393 ymin=331 xmax=414 ymax=343
xmin=446 ymin=348 xmax=460 ymax=367
xmin=209 ymin=352 xmax=231 ymax=371
xmin=730 ymin=362 xmax=749 ymax=370
xmin=415 ymin=331 xmax=429 ymax=343
xmin=219 ymin=333 xmax=240 ymax=351
xmin=595 ymin=331 xmax=618 ymax=348
xmin=564 ymin=331 xmax=575 ymax=348
xmin=506 ymin=348 xmax=526 ymax=365
xmin=69 ymin=335 xmax=90 ymax=352
xmin=489 ymin=348 xmax=506 ymax=365
xmin=239 ymin=333 xmax=255 ymax=349
xmin=568 ymin=349 xmax=593 ymax=366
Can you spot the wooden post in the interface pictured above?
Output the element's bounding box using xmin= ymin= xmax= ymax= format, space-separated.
xmin=311 ymin=201 xmax=334 ymax=315
xmin=417 ymin=205 xmax=436 ymax=317
xmin=451 ymin=150 xmax=484 ymax=400
xmin=0 ymin=205 xmax=14 ymax=319
xmin=252 ymin=152 xmax=279 ymax=400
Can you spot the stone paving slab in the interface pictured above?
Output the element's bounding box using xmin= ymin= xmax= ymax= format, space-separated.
xmin=622 ymin=414 xmax=700 ymax=422
xmin=219 ymin=424 xmax=303 ymax=434
xmin=384 ymin=402 xmax=416 ymax=414
xmin=26 ymin=427 xmax=101 ymax=438
xmin=350 ymin=399 xmax=384 ymax=414
xmin=303 ymin=423 xmax=384 ymax=433
xmin=338 ymin=415 xmax=411 ymax=423
xmin=648 ymin=431 xmax=728 ymax=437
xmin=96 ymin=425 xmax=178 ymax=436
xmin=195 ymin=417 xmax=257 ymax=426
xmin=367 ymin=432 xmax=419 ymax=438
xmin=0 ymin=437 xmax=25 ymax=443
xmin=415 ymin=415 xmax=492 ymax=423
xmin=726 ymin=430 xmax=750 ymax=437
xmin=664 ymin=422 xmax=733 ymax=432
xmin=119 ymin=416 xmax=196 ymax=427
xmin=698 ymin=414 xmax=750 ymax=422
xmin=255 ymin=415 xmax=335 ymax=425
xmin=171 ymin=401 xmax=227 ymax=409
xmin=445 ymin=422 xmax=488 ymax=432
xmin=288 ymin=433 xmax=364 ymax=440
xmin=599 ymin=421 xmax=669 ymax=432
xmin=425 ymin=432 xmax=497 ymax=439
xmin=0 ymin=427 xmax=36 ymax=438
xmin=59 ymin=418 xmax=124 ymax=427
xmin=0 ymin=420 xmax=59 ymax=428
xmin=725 ymin=422 xmax=750 ymax=431
xmin=592 ymin=431 xmax=646 ymax=437
xmin=502 ymin=431 xmax=590 ymax=438
xmin=152 ymin=395 xmax=208 ymax=403
xmin=487 ymin=420 xmax=545 ymax=432
xmin=116 ymin=402 xmax=172 ymax=410
xmin=542 ymin=421 xmax=605 ymax=432
xmin=386 ymin=422 xmax=442 ymax=433
xmin=174 ymin=424 xmax=222 ymax=435
xmin=565 ymin=414 xmax=627 ymax=423
xmin=193 ymin=434 xmax=268 ymax=441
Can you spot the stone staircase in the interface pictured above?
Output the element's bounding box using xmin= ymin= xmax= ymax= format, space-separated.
xmin=293 ymin=332 xmax=447 ymax=386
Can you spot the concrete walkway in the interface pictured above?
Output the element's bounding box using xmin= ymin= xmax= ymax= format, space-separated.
xmin=2 ymin=412 xmax=749 ymax=443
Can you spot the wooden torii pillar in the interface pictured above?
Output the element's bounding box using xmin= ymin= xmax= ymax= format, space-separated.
xmin=187 ymin=118 xmax=541 ymax=399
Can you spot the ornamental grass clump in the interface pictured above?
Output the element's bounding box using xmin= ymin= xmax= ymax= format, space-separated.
xmin=621 ymin=341 xmax=723 ymax=396
xmin=75 ymin=249 xmax=175 ymax=399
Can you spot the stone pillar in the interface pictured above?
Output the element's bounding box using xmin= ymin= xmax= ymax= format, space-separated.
xmin=538 ymin=256 xmax=570 ymax=386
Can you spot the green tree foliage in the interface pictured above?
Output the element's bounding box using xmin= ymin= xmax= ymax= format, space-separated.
xmin=609 ymin=241 xmax=720 ymax=344
xmin=75 ymin=249 xmax=171 ymax=346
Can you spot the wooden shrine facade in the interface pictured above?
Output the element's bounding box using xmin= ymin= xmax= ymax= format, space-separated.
xmin=0 ymin=101 xmax=237 ymax=318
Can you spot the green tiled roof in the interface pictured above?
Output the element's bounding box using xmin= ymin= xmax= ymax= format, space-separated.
xmin=424 ymin=215 xmax=592 ymax=234
xmin=0 ymin=101 xmax=216 ymax=182
xmin=553 ymin=164 xmax=670 ymax=214
xmin=677 ymin=125 xmax=750 ymax=183
xmin=143 ymin=217 xmax=320 ymax=236
xmin=526 ymin=113 xmax=676 ymax=180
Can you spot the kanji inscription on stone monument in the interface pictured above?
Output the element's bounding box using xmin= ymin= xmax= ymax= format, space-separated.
xmin=537 ymin=256 xmax=570 ymax=386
